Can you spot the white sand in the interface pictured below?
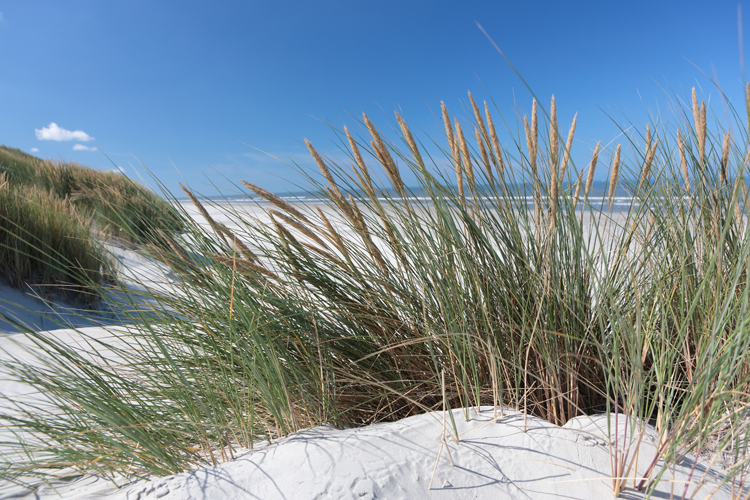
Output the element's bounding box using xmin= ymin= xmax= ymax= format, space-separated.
xmin=17 ymin=405 xmax=739 ymax=499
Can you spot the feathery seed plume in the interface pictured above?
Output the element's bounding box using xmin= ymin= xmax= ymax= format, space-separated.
xmin=524 ymin=116 xmax=534 ymax=178
xmin=269 ymin=209 xmax=330 ymax=252
xmin=306 ymin=139 xmax=347 ymax=204
xmin=476 ymin=126 xmax=493 ymax=189
xmin=396 ymin=112 xmax=423 ymax=168
xmin=548 ymin=96 xmax=559 ymax=228
xmin=608 ymin=144 xmax=622 ymax=205
xmin=531 ymin=99 xmax=538 ymax=171
xmin=560 ymin=113 xmax=577 ymax=181
xmin=317 ymin=207 xmax=349 ymax=258
xmin=677 ymin=131 xmax=690 ymax=192
xmin=349 ymin=194 xmax=387 ymax=272
xmin=645 ymin=124 xmax=651 ymax=150
xmin=242 ymin=181 xmax=312 ymax=224
xmin=456 ymin=120 xmax=474 ymax=189
xmin=638 ymin=139 xmax=658 ymax=192
xmin=699 ymin=101 xmax=707 ymax=165
xmin=215 ymin=222 xmax=258 ymax=263
xmin=442 ymin=102 xmax=460 ymax=167
xmin=526 ymin=100 xmax=540 ymax=226
xmin=734 ymin=176 xmax=742 ymax=229
xmin=549 ymin=96 xmax=559 ymax=171
xmin=371 ymin=139 xmax=405 ymax=195
xmin=692 ymin=88 xmax=700 ymax=138
xmin=345 ymin=126 xmax=373 ymax=193
xmin=585 ymin=142 xmax=601 ymax=199
xmin=270 ymin=213 xmax=293 ymax=252
xmin=524 ymin=114 xmax=539 ymax=203
xmin=363 ymin=113 xmax=404 ymax=195
xmin=485 ymin=101 xmax=504 ymax=177
xmin=442 ymin=103 xmax=464 ymax=201
xmin=454 ymin=136 xmax=465 ymax=203
xmin=180 ymin=184 xmax=228 ymax=245
xmin=350 ymin=167 xmax=373 ymax=201
xmin=469 ymin=92 xmax=489 ymax=149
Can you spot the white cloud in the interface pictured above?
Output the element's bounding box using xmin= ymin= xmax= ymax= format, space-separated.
xmin=35 ymin=122 xmax=93 ymax=142
xmin=30 ymin=147 xmax=39 ymax=153
xmin=111 ymin=166 xmax=125 ymax=174
xmin=73 ymin=144 xmax=97 ymax=151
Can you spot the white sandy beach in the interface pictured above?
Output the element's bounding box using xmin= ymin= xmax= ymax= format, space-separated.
xmin=0 ymin=202 xmax=742 ymax=499
xmin=9 ymin=403 xmax=739 ymax=500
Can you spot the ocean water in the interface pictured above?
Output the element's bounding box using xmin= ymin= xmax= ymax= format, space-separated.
xmin=184 ymin=181 xmax=650 ymax=212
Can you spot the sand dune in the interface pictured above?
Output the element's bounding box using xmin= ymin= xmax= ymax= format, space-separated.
xmin=17 ymin=405 xmax=738 ymax=499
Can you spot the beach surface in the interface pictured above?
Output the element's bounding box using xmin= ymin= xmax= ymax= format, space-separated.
xmin=7 ymin=401 xmax=738 ymax=499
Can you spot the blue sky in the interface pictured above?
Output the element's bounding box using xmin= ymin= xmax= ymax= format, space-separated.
xmin=1 ymin=0 xmax=747 ymax=196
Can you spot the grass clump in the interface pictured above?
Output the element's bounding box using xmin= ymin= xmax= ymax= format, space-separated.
xmin=0 ymin=175 xmax=104 ymax=304
xmin=4 ymin=87 xmax=750 ymax=498
xmin=0 ymin=146 xmax=183 ymax=243
xmin=0 ymin=147 xmax=184 ymax=303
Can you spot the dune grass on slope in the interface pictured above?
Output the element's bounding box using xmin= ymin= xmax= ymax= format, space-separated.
xmin=0 ymin=147 xmax=184 ymax=304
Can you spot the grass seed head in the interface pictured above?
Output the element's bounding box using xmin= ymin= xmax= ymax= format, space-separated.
xmin=734 ymin=178 xmax=743 ymax=228
xmin=269 ymin=209 xmax=330 ymax=252
xmin=699 ymin=101 xmax=707 ymax=164
xmin=241 ymin=180 xmax=312 ymax=225
xmin=608 ymin=144 xmax=621 ymax=204
xmin=453 ymin=124 xmax=465 ymax=202
xmin=396 ymin=112 xmax=423 ymax=168
xmin=560 ymin=113 xmax=577 ymax=181
xmin=485 ymin=101 xmax=504 ymax=177
xmin=721 ymin=132 xmax=730 ymax=185
xmin=364 ymin=113 xmax=404 ymax=195
xmin=306 ymin=139 xmax=346 ymax=202
xmin=456 ymin=120 xmax=474 ymax=189
xmin=469 ymin=91 xmax=489 ymax=147
xmin=638 ymin=139 xmax=658 ymax=192
xmin=585 ymin=142 xmax=600 ymax=199
xmin=345 ymin=126 xmax=374 ymax=194
xmin=549 ymin=95 xmax=559 ymax=171
xmin=316 ymin=206 xmax=349 ymax=257
xmin=216 ymin=222 xmax=258 ymax=262
xmin=476 ymin=126 xmax=493 ymax=189
xmin=524 ymin=117 xmax=534 ymax=175
xmin=269 ymin=212 xmax=293 ymax=252
xmin=180 ymin=184 xmax=228 ymax=245
xmin=677 ymin=130 xmax=690 ymax=191
xmin=442 ymin=102 xmax=461 ymax=169
xmin=692 ymin=88 xmax=700 ymax=138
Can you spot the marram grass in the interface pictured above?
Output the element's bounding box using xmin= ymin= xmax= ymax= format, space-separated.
xmin=0 ymin=174 xmax=106 ymax=305
xmin=3 ymin=88 xmax=750 ymax=499
xmin=0 ymin=146 xmax=184 ymax=303
xmin=0 ymin=145 xmax=183 ymax=244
